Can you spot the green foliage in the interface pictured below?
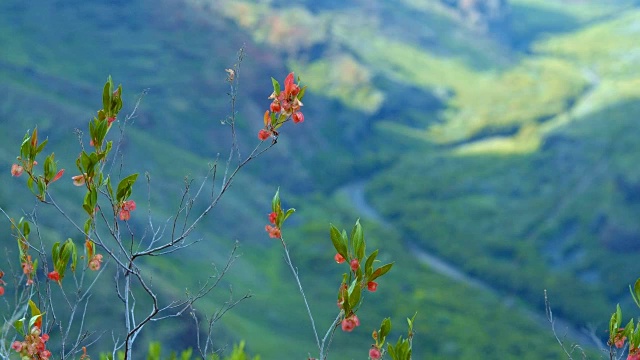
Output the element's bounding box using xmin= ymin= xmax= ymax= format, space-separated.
xmin=210 ymin=341 xmax=260 ymax=360
xmin=51 ymin=238 xmax=78 ymax=279
xmin=2 ymin=1 xmax=639 ymax=358
xmin=99 ymin=341 xmax=259 ymax=360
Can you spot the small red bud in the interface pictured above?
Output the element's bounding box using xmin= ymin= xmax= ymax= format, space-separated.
xmin=258 ymin=129 xmax=271 ymax=141
xmin=350 ymin=259 xmax=360 ymax=272
xmin=292 ymin=111 xmax=304 ymax=123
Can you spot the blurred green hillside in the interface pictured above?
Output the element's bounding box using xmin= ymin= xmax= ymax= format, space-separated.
xmin=1 ymin=0 xmax=640 ymax=358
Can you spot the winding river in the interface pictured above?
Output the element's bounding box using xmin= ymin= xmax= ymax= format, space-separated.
xmin=338 ymin=181 xmax=604 ymax=351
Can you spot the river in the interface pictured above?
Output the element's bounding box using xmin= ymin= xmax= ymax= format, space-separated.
xmin=338 ymin=181 xmax=604 ymax=351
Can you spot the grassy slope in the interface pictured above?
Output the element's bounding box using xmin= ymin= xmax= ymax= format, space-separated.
xmin=1 ymin=0 xmax=637 ymax=359
xmin=364 ymin=0 xmax=640 ymax=343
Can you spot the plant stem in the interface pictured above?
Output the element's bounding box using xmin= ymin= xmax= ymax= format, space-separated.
xmin=280 ymin=237 xmax=321 ymax=353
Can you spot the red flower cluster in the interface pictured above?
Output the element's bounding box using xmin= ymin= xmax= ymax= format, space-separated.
xmin=22 ymin=255 xmax=35 ymax=286
xmin=369 ymin=346 xmax=382 ymax=359
xmin=341 ymin=313 xmax=360 ymax=332
xmin=10 ymin=162 xmax=63 ymax=184
xmin=47 ymin=270 xmax=61 ymax=283
xmin=0 ymin=271 xmax=5 ymax=296
xmin=11 ymin=326 xmax=51 ymax=360
xmin=613 ymin=328 xmax=626 ymax=349
xmin=88 ymin=254 xmax=103 ymax=271
xmin=258 ymin=72 xmax=305 ymax=140
xmin=350 ymin=258 xmax=360 ymax=272
xmin=11 ymin=163 xmax=23 ymax=177
xmin=119 ymin=200 xmax=136 ymax=221
xmin=611 ymin=327 xmax=640 ymax=360
xmin=265 ymin=212 xmax=281 ymax=239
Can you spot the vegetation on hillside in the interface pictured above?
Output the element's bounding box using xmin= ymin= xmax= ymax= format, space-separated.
xmin=1 ymin=0 xmax=640 ymax=358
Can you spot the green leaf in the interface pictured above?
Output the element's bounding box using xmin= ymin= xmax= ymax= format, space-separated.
xmin=342 ymin=289 xmax=351 ymax=315
xmin=271 ymin=188 xmax=281 ymax=213
xmin=282 ymin=208 xmax=296 ymax=223
xmin=147 ymin=341 xmax=161 ymax=360
xmin=370 ymin=263 xmax=394 ymax=282
xmin=37 ymin=177 xmax=46 ymax=199
xmin=103 ymin=76 xmax=112 ymax=111
xmin=624 ymin=319 xmax=635 ymax=340
xmin=351 ymin=219 xmax=365 ymax=260
xmin=105 ymin=140 xmax=113 ymax=156
xmin=21 ymin=220 xmax=30 ymax=238
xmin=387 ymin=343 xmax=398 ymax=360
xmin=113 ymin=84 xmax=123 ymax=113
xmin=106 ymin=176 xmax=114 ymax=198
xmin=271 ymin=77 xmax=281 ymax=95
xmin=330 ymin=224 xmax=348 ymax=259
xmin=60 ymin=238 xmax=78 ymax=272
xmin=29 ymin=127 xmax=38 ymax=157
xmin=36 ymin=139 xmax=48 ymax=155
xmin=27 ymin=175 xmax=34 ymax=192
xmin=617 ymin=303 xmax=623 ymax=328
xmin=52 ymin=242 xmax=61 ymax=264
xmin=20 ymin=131 xmax=32 ymax=160
xmin=365 ymin=249 xmax=378 ymax=277
xmin=28 ymin=314 xmax=43 ymax=330
xmin=407 ymin=312 xmax=417 ymax=335
xmin=180 ymin=348 xmax=192 ymax=360
xmin=297 ymin=85 xmax=307 ymax=101
xmin=380 ymin=317 xmax=391 ymax=340
xmin=84 ymin=218 xmax=92 ymax=234
xmin=28 ymin=299 xmax=41 ymax=320
xmin=348 ymin=279 xmax=361 ymax=307
xmin=116 ymin=173 xmax=139 ymax=202
xmin=43 ymin=153 xmax=55 ymax=182
xmin=79 ymin=151 xmax=92 ymax=172
xmin=13 ymin=318 xmax=25 ymax=336
xmin=632 ymin=322 xmax=640 ymax=348
xmin=631 ymin=278 xmax=640 ymax=309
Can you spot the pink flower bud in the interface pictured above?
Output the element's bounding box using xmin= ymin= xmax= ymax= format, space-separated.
xmin=369 ymin=347 xmax=381 ymax=359
xmin=258 ymin=129 xmax=271 ymax=141
xmin=292 ymin=111 xmax=304 ymax=123
xmin=11 ymin=341 xmax=22 ymax=352
xmin=11 ymin=164 xmax=23 ymax=177
xmin=72 ymin=174 xmax=86 ymax=186
xmin=350 ymin=259 xmax=360 ymax=272
xmin=47 ymin=271 xmax=61 ymax=282
xmin=341 ymin=314 xmax=360 ymax=332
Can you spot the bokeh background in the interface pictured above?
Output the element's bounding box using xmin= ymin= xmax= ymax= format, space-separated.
xmin=2 ymin=0 xmax=640 ymax=358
